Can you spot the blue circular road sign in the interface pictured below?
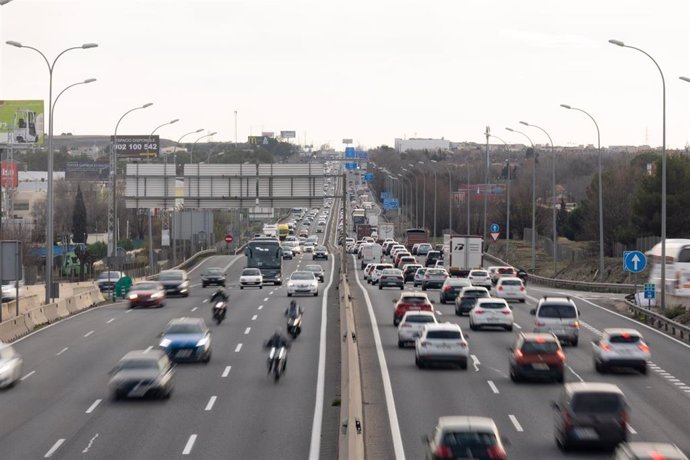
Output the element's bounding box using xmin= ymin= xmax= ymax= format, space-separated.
xmin=490 ymin=223 xmax=500 ymax=233
xmin=623 ymin=251 xmax=647 ymax=273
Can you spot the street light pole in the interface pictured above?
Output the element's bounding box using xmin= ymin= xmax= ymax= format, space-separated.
xmin=489 ymin=135 xmax=511 ymax=260
xmin=430 ymin=160 xmax=439 ymax=238
xmin=484 ymin=126 xmax=490 ymax=242
xmin=189 ymin=131 xmax=217 ymax=164
xmin=417 ymin=161 xmax=427 ymax=231
xmin=5 ymin=40 xmax=98 ymax=304
xmin=610 ymin=39 xmax=667 ymax=310
xmin=408 ymin=163 xmax=419 ymax=227
xmin=506 ymin=127 xmax=536 ymax=270
xmin=521 ymin=121 xmax=557 ymax=276
xmin=561 ymin=104 xmax=604 ymax=280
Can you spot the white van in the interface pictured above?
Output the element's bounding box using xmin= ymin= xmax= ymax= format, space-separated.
xmin=360 ymin=243 xmax=383 ymax=269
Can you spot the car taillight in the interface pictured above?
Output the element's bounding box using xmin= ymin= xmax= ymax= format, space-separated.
xmin=486 ymin=445 xmax=507 ymax=460
xmin=433 ymin=445 xmax=453 ymax=459
xmin=619 ymin=410 xmax=629 ymax=431
xmin=519 ymin=286 xmax=525 ymax=291
xmin=420 ymin=341 xmax=430 ymax=348
xmin=563 ymin=410 xmax=573 ymax=431
xmin=501 ymin=310 xmax=512 ymax=315
xmin=497 ymin=286 xmax=503 ymax=291
xmin=535 ymin=320 xmax=545 ymax=327
xmin=474 ymin=309 xmax=485 ymax=314
xmin=639 ymin=343 xmax=650 ymax=353
xmin=600 ymin=342 xmax=611 ymax=352
xmin=556 ymin=350 xmax=565 ymax=361
xmin=515 ymin=349 xmax=524 ymax=360
xmin=570 ymin=320 xmax=580 ymax=329
xmin=401 ymin=323 xmax=412 ymax=328
xmin=443 ymin=286 xmax=452 ymax=292
xmin=458 ymin=341 xmax=467 ymax=348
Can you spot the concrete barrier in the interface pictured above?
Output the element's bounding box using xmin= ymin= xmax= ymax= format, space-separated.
xmin=0 ymin=316 xmax=29 ymax=342
xmin=25 ymin=307 xmax=49 ymax=328
xmin=44 ymin=303 xmax=60 ymax=323
xmin=56 ymin=299 xmax=70 ymax=318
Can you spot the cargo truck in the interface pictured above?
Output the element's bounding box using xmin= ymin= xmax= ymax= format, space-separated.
xmin=377 ymin=223 xmax=395 ymax=242
xmin=356 ymin=224 xmax=373 ymax=240
xmin=446 ymin=235 xmax=483 ymax=270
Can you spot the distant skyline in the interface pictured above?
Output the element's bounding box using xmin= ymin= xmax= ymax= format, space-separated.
xmin=1 ymin=0 xmax=689 ymax=150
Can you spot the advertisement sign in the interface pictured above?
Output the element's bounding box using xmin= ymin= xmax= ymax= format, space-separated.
xmin=280 ymin=131 xmax=296 ymax=139
xmin=342 ymin=138 xmax=353 ymax=145
xmin=1 ymin=160 xmax=18 ymax=188
xmin=248 ymin=135 xmax=273 ymax=146
xmin=261 ymin=131 xmax=275 ymax=138
xmin=65 ymin=161 xmax=110 ymax=181
xmin=111 ymin=135 xmax=159 ymax=158
xmin=0 ymin=100 xmax=45 ymax=144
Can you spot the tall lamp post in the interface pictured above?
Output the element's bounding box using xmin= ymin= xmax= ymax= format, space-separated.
xmin=610 ymin=39 xmax=667 ymax=310
xmin=521 ymin=121 xmax=557 ymax=276
xmin=506 ymin=127 xmax=537 ymax=270
xmin=489 ymin=135 xmax=511 ymax=260
xmin=408 ymin=163 xmax=420 ymax=227
xmin=560 ymin=104 xmax=604 ymax=280
xmin=189 ymin=131 xmax=217 ymax=164
xmin=5 ymin=40 xmax=98 ymax=304
xmin=429 ymin=160 xmax=439 ymax=238
xmin=417 ymin=161 xmax=427 ymax=231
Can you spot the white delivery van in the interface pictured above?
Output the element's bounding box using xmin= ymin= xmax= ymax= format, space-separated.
xmin=360 ymin=243 xmax=383 ymax=269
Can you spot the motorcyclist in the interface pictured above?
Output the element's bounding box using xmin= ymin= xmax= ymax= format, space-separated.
xmin=285 ymin=300 xmax=303 ymax=319
xmin=265 ymin=328 xmax=289 ymax=373
xmin=210 ymin=287 xmax=228 ymax=303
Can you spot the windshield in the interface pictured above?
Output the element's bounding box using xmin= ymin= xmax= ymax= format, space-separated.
xmin=470 ymin=271 xmax=488 ymax=277
xmin=159 ymin=272 xmax=183 ymax=281
xmin=305 ymin=266 xmax=322 ymax=272
xmin=571 ymin=393 xmax=623 ymax=413
xmin=119 ymin=359 xmax=160 ymax=371
xmin=427 ymin=330 xmax=461 ymax=340
xmin=442 ymin=431 xmax=498 ymax=455
xmin=132 ymin=283 xmax=159 ymax=291
xmin=401 ymin=296 xmax=429 ymax=304
xmin=246 ymin=242 xmax=282 ymax=269
xmin=242 ymin=269 xmax=261 ymax=276
xmin=501 ymin=279 xmax=522 ymax=286
xmin=609 ymin=334 xmax=641 ymax=344
xmin=291 ymin=272 xmax=315 ymax=281
xmin=522 ymin=341 xmax=559 ymax=353
xmin=404 ymin=315 xmax=435 ymax=324
xmin=165 ymin=323 xmax=204 ymax=335
xmin=539 ymin=304 xmax=577 ymax=319
xmin=479 ymin=302 xmax=507 ymax=310
xmin=205 ymin=268 xmax=223 ymax=275
xmin=98 ymin=271 xmax=121 ymax=280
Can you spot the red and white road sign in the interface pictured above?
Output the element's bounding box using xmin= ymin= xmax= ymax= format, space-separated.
xmin=490 ymin=232 xmax=500 ymax=241
xmin=224 ymin=234 xmax=233 ymax=244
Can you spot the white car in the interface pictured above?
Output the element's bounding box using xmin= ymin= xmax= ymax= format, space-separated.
xmin=369 ymin=263 xmax=394 ymax=285
xmin=592 ymin=328 xmax=650 ymax=374
xmin=397 ymin=311 xmax=437 ymax=348
xmin=287 ymin=271 xmax=319 ymax=297
xmin=0 ymin=342 xmax=23 ymax=388
xmin=415 ymin=323 xmax=469 ymax=369
xmin=469 ymin=297 xmax=513 ymax=331
xmin=303 ymin=243 xmax=315 ymax=253
xmin=239 ymin=268 xmax=263 ymax=289
xmin=468 ymin=269 xmax=492 ymax=288
xmin=494 ymin=276 xmax=526 ymax=302
xmin=363 ymin=263 xmax=375 ymax=281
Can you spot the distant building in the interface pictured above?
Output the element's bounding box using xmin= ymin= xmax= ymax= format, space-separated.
xmin=394 ymin=138 xmax=451 ymax=153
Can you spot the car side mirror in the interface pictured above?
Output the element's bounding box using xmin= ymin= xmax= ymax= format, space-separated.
xmin=550 ymin=401 xmax=560 ymax=410
xmin=421 ymin=434 xmax=430 ymax=444
xmin=529 ymin=309 xmax=536 ymax=315
xmin=578 ymin=309 xmax=582 ymax=316
xmin=391 ymin=299 xmax=396 ymax=304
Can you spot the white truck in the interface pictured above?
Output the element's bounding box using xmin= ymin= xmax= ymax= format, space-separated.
xmin=360 ymin=243 xmax=383 ymax=269
xmin=447 ymin=236 xmax=483 ymax=270
xmin=263 ymin=224 xmax=278 ymax=238
xmin=378 ymin=223 xmax=395 ymax=242
xmin=367 ymin=213 xmax=379 ymax=228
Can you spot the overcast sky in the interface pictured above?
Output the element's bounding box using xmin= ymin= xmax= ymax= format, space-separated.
xmin=1 ymin=0 xmax=689 ymax=150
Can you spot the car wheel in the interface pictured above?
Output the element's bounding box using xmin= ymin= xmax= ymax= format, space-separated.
xmin=455 ymin=307 xmax=460 ymax=316
xmin=520 ymin=299 xmax=526 ymax=303
xmin=640 ymin=364 xmax=648 ymax=375
xmin=287 ymin=293 xmax=292 ymax=297
xmin=314 ymin=292 xmax=318 ymax=297
xmin=556 ymin=372 xmax=565 ymax=383
xmin=459 ymin=360 xmax=468 ymax=370
xmin=260 ymin=286 xmax=263 ymax=289
xmin=440 ymin=298 xmax=445 ymax=304
xmin=398 ymin=340 xmax=404 ymax=349
xmin=378 ymin=285 xmax=382 ymax=290
xmin=399 ymin=286 xmax=403 ymax=290
xmin=240 ymin=286 xmax=244 ymax=290
xmin=415 ymin=356 xmax=425 ymax=369
xmin=184 ymin=292 xmax=189 ymax=298
xmin=510 ymin=367 xmax=519 ymax=382
xmin=571 ymin=338 xmax=578 ymax=347
xmin=470 ymin=323 xmax=478 ymax=331
xmin=505 ymin=325 xmax=513 ymax=332
xmin=422 ymin=285 xmax=427 ymax=291
xmin=202 ymin=283 xmax=207 ymax=288
xmin=393 ymin=318 xmax=400 ymax=327
xmin=204 ymin=351 xmax=211 ymax=363
xmin=595 ymin=360 xmax=606 ymax=373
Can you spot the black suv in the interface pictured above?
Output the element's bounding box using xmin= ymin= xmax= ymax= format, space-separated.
xmin=201 ymin=267 xmax=226 ymax=288
xmin=425 ymin=251 xmax=442 ymax=267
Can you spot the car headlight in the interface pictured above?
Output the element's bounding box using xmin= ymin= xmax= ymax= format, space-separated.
xmin=196 ymin=336 xmax=210 ymax=347
xmin=151 ymin=292 xmax=164 ymax=299
xmin=128 ymin=293 xmax=138 ymax=300
xmin=0 ymin=363 xmax=11 ymax=375
xmin=159 ymin=338 xmax=172 ymax=348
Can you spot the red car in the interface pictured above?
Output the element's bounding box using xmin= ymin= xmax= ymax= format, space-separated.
xmin=127 ymin=281 xmax=166 ymax=308
xmin=393 ymin=292 xmax=433 ymax=326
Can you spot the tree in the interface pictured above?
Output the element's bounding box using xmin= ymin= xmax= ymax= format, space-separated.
xmin=72 ymin=184 xmax=88 ymax=243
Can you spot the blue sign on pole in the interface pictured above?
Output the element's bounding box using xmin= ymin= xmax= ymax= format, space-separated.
xmin=363 ymin=172 xmax=374 ymax=182
xmin=644 ymin=283 xmax=656 ymax=299
xmin=623 ymin=251 xmax=647 ymax=273
xmin=344 ymin=162 xmax=357 ymax=170
xmin=490 ymin=223 xmax=500 ymax=233
xmin=356 ymin=151 xmax=368 ymax=160
xmin=381 ymin=192 xmax=390 ymax=200
xmin=383 ymin=198 xmax=399 ymax=210
xmin=345 ymin=147 xmax=355 ymax=158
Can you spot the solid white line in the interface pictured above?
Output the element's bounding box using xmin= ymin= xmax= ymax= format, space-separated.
xmin=56 ymin=347 xmax=69 ymax=356
xmin=221 ymin=366 xmax=231 ymax=377
xmin=566 ymin=364 xmax=585 ymax=382
xmin=244 ymin=327 xmax=251 ymax=335
xmin=251 ymin=315 xmax=258 ymax=321
xmin=508 ymin=414 xmax=524 ymax=432
xmin=81 ymin=433 xmax=99 ymax=453
xmin=83 ymin=330 xmax=94 ymax=338
xmin=85 ymin=399 xmax=102 ymax=414
xmin=308 ymin=211 xmax=337 ymax=460
xmin=487 ymin=380 xmax=499 ymax=394
xmin=182 ymin=434 xmax=197 ymax=455
xmin=44 ymin=439 xmax=65 ymax=458
xmin=204 ymin=396 xmax=217 ymax=411
xmin=191 ymin=306 xmax=198 ymax=312
xmin=106 ymin=318 xmax=115 ymax=324
xmin=235 ymin=343 xmax=242 ymax=352
xmin=627 ymin=425 xmax=637 ymax=434
xmin=20 ymin=370 xmax=35 ymax=381
xmin=349 ymin=255 xmax=406 ymax=460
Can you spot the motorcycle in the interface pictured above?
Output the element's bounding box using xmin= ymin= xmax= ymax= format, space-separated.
xmin=267 ymin=346 xmax=287 ymax=382
xmin=212 ymin=301 xmax=227 ymax=325
xmin=286 ymin=315 xmax=302 ymax=339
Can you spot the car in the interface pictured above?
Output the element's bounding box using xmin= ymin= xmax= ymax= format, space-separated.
xmin=370 ymin=263 xmax=394 ymax=285
xmin=303 ymin=242 xmax=315 ymax=253
xmin=411 ymin=243 xmax=420 ymax=255
xmin=439 ymin=277 xmax=472 ymax=304
xmin=158 ymin=317 xmax=212 ymax=363
xmin=552 ymin=382 xmax=629 ymax=451
xmin=402 ymin=264 xmax=422 ymax=283
xmin=393 ymin=292 xmax=434 ymax=326
xmin=304 ymin=264 xmax=325 ymax=282
xmin=313 ymin=246 xmax=329 ymax=260
xmin=201 ymin=267 xmax=226 ymax=287
xmin=509 ymin=332 xmax=565 ymax=383
xmin=468 ymin=269 xmax=492 ymax=288
xmin=316 ymin=225 xmax=324 ymax=233
xmin=382 ymin=241 xmax=398 ymax=255
xmin=299 ymin=229 xmax=309 ymax=238
xmin=389 ymin=245 xmax=406 ymax=258
xmin=515 ymin=268 xmax=528 ymax=285
xmin=487 ymin=266 xmax=499 ymax=282
xmin=396 ymin=255 xmax=416 ymax=269
xmin=416 ymin=243 xmax=433 ymax=256
xmin=282 ymin=247 xmax=294 ymax=260
xmin=614 ymin=442 xmax=689 ymax=460
xmin=531 ymin=296 xmax=580 ymax=346
xmin=469 ymin=298 xmax=514 ymax=331
xmin=433 ymin=260 xmax=445 ymax=269
xmin=423 ymin=416 xmax=507 ymax=460
xmin=421 ymin=268 xmax=448 ymax=290
xmin=239 ymin=268 xmax=263 ymax=289
xmin=363 ymin=263 xmax=375 ymax=280
xmin=287 ymin=271 xmax=319 ymax=297
xmin=492 ymin=266 xmax=517 ymax=285
xmin=290 ymin=243 xmax=303 ymax=255
xmin=455 ymin=286 xmax=490 ymax=316
xmin=96 ymin=271 xmax=125 ymax=293
xmin=413 ymin=267 xmax=428 ymax=287
xmin=158 ymin=270 xmax=190 ymax=297
xmin=397 ymin=311 xmax=437 ymax=348
xmin=494 ymin=276 xmax=526 ymax=302
xmin=592 ymin=328 xmax=650 ymax=374
xmin=425 ymin=250 xmax=442 ymax=267
xmin=127 ymin=281 xmax=166 ymax=308
xmin=109 ymin=349 xmax=174 ymax=400
xmin=0 ymin=342 xmax=23 ymax=388
xmin=415 ymin=323 xmax=469 ymax=369
xmin=378 ymin=268 xmax=404 ymax=290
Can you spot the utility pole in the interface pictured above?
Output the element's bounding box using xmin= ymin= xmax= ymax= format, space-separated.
xmin=483 ymin=126 xmax=490 ymax=242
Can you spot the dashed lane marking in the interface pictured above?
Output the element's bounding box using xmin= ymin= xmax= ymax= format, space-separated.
xmin=44 ymin=439 xmax=65 ymax=458
xmin=20 ymin=370 xmax=35 ymax=381
xmin=191 ymin=307 xmax=198 ymax=312
xmin=83 ymin=330 xmax=94 ymax=338
xmin=251 ymin=315 xmax=257 ymax=321
xmin=106 ymin=318 xmax=115 ymax=324
xmin=244 ymin=327 xmax=251 ymax=335
xmin=182 ymin=434 xmax=197 ymax=455
xmin=508 ymin=415 xmax=524 ymax=432
xmin=56 ymin=347 xmax=69 ymax=356
xmin=221 ymin=366 xmax=231 ymax=378
xmin=235 ymin=343 xmax=243 ymax=352
xmin=258 ymin=305 xmax=263 ymax=310
xmin=487 ymin=380 xmax=500 ymax=394
xmin=85 ymin=399 xmax=102 ymax=414
xmin=204 ymin=396 xmax=217 ymax=411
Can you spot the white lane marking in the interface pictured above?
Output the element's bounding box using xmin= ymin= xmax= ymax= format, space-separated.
xmin=487 ymin=380 xmax=500 ymax=394
xmin=191 ymin=306 xmax=198 ymax=312
xmin=435 ymin=310 xmax=443 ymax=316
xmin=83 ymin=330 xmax=94 ymax=338
xmin=628 ymin=425 xmax=637 ymax=434
xmin=251 ymin=315 xmax=258 ymax=321
xmin=204 ymin=396 xmax=217 ymax=411
xmin=350 ymin=255 xmax=406 ymax=460
xmin=182 ymin=434 xmax=197 ymax=455
xmin=263 ymin=297 xmax=269 ymax=302
xmin=471 ymin=354 xmax=481 ymax=372
xmin=106 ymin=318 xmax=115 ymax=324
xmin=125 ymin=309 xmax=132 ymax=313
xmin=85 ymin=399 xmax=102 ymax=414
xmin=81 ymin=433 xmax=99 ymax=453
xmin=221 ymin=366 xmax=231 ymax=377
xmin=270 ymin=291 xmax=275 ymax=295
xmin=513 ymin=322 xmax=522 ymax=330
xmin=202 ymin=299 xmax=209 ymax=303
xmin=508 ymin=415 xmax=524 ymax=432
xmin=145 ymin=346 xmax=153 ymax=352
xmin=45 ymin=439 xmax=65 ymax=458
xmin=56 ymin=347 xmax=69 ymax=356
xmin=235 ymin=343 xmax=242 ymax=352
xmin=258 ymin=305 xmax=263 ymax=310
xmin=244 ymin=327 xmax=251 ymax=335
xmin=566 ymin=364 xmax=585 ymax=382
xmin=20 ymin=370 xmax=36 ymax=381
xmin=308 ymin=217 xmax=337 ymax=460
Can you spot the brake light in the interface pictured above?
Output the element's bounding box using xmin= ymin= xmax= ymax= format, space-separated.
xmin=639 ymin=343 xmax=650 ymax=353
xmin=474 ymin=309 xmax=485 ymax=314
xmin=497 ymin=286 xmax=503 ymax=291
xmin=501 ymin=310 xmax=512 ymax=315
xmin=520 ymin=286 xmax=526 ymax=291
xmin=443 ymin=286 xmax=452 ymax=292
xmin=600 ymin=342 xmax=611 ymax=352
xmin=535 ymin=338 xmax=546 ymax=343
xmin=535 ymin=320 xmax=545 ymax=327
xmin=486 ymin=445 xmax=507 ymax=460
xmin=619 ymin=410 xmax=629 ymax=431
xmin=514 ymin=349 xmax=524 ymax=360
xmin=433 ymin=444 xmax=453 ymax=459
xmin=458 ymin=341 xmax=467 ymax=348
xmin=556 ymin=350 xmax=565 ymax=361
xmin=563 ymin=410 xmax=573 ymax=431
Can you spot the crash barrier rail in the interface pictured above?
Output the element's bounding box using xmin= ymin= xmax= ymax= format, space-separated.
xmin=624 ymin=299 xmax=690 ymax=345
xmin=482 ymin=253 xmax=636 ymax=294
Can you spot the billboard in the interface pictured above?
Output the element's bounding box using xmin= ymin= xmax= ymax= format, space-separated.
xmin=342 ymin=138 xmax=353 ymax=144
xmin=280 ymin=130 xmax=296 ymax=139
xmin=1 ymin=160 xmax=18 ymax=188
xmin=0 ymin=100 xmax=45 ymax=144
xmin=111 ymin=135 xmax=159 ymax=158
xmin=261 ymin=131 xmax=275 ymax=138
xmin=65 ymin=161 xmax=110 ymax=181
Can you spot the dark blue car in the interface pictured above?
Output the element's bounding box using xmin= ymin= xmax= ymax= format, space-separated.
xmin=159 ymin=318 xmax=212 ymax=363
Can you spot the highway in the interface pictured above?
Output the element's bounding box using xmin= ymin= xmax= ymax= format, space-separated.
xmin=348 ymin=249 xmax=690 ymax=459
xmin=0 ymin=189 xmax=342 ymax=459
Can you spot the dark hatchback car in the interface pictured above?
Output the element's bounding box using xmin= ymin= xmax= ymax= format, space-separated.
xmin=425 ymin=251 xmax=443 ymax=267
xmin=201 ymin=267 xmax=226 ymax=288
xmin=454 ymin=287 xmax=490 ymax=316
xmin=158 ymin=270 xmax=190 ymax=297
xmin=509 ymin=332 xmax=565 ymax=383
xmin=403 ymin=264 xmax=423 ymax=283
xmin=553 ymin=382 xmax=629 ymax=451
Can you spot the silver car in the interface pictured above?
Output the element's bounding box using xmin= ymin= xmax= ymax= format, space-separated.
xmin=531 ymin=296 xmax=580 ymax=347
xmin=0 ymin=343 xmax=23 ymax=388
xmin=593 ymin=328 xmax=650 ymax=374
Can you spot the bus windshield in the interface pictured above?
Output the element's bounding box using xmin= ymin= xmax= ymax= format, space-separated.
xmin=246 ymin=241 xmax=282 ymax=269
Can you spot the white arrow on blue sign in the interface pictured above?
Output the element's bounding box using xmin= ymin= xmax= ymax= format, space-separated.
xmin=490 ymin=223 xmax=500 ymax=233
xmin=623 ymin=251 xmax=647 ymax=273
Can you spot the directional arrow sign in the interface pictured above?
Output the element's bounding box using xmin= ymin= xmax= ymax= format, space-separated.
xmin=490 ymin=223 xmax=500 ymax=233
xmin=623 ymin=251 xmax=647 ymax=273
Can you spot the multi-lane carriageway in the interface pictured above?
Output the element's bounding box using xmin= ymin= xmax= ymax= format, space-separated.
xmin=349 ymin=251 xmax=690 ymax=459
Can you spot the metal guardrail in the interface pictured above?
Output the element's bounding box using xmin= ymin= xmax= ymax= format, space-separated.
xmin=625 ymin=299 xmax=690 ymax=344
